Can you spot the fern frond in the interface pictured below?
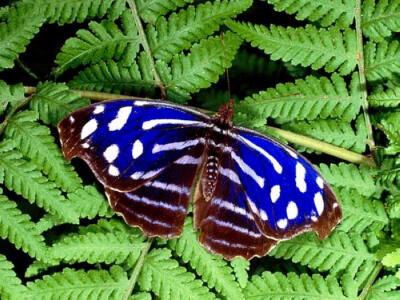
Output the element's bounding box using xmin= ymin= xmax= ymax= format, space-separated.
xmin=367 ymin=275 xmax=400 ymax=299
xmin=0 ymin=190 xmax=47 ymax=261
xmin=0 ymin=81 xmax=24 ymax=116
xmin=48 ymin=230 xmax=145 ymax=265
xmin=236 ymin=73 xmax=361 ymax=122
xmin=168 ymin=218 xmax=244 ymax=299
xmin=375 ymin=112 xmax=400 ymax=155
xmin=365 ymin=40 xmax=400 ymax=82
xmin=270 ymin=231 xmax=376 ymax=276
xmin=281 ymin=117 xmax=367 ymax=153
xmin=0 ymin=5 xmax=44 ymax=70
xmin=245 ymin=271 xmax=348 ymax=299
xmin=139 ymin=248 xmax=215 ymax=300
xmin=147 ymin=0 xmax=252 ymax=62
xmin=227 ymin=21 xmax=357 ymax=75
xmin=69 ymin=56 xmax=156 ymax=95
xmin=266 ymin=0 xmax=355 ymax=28
xmin=136 ymin=0 xmax=193 ymax=23
xmin=0 ymin=140 xmax=78 ymax=222
xmin=25 ymin=266 xmax=128 ymax=299
xmin=318 ymin=163 xmax=377 ymax=197
xmin=362 ymin=0 xmax=400 ymax=41
xmin=20 ymin=0 xmax=126 ymax=24
xmin=55 ymin=13 xmax=139 ymax=76
xmin=159 ymin=31 xmax=242 ymax=103
xmin=369 ymin=87 xmax=400 ymax=107
xmin=231 ymin=258 xmax=250 ymax=288
xmin=0 ymin=254 xmax=26 ymax=299
xmin=335 ymin=188 xmax=388 ymax=234
xmin=5 ymin=110 xmax=82 ymax=192
xmin=29 ymin=81 xmax=90 ymax=126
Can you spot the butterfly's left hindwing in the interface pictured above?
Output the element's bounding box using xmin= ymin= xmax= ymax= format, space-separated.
xmin=58 ymin=99 xmax=210 ymax=192
xmin=227 ymin=127 xmax=342 ymax=241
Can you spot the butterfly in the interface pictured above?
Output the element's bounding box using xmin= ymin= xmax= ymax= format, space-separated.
xmin=58 ymin=99 xmax=342 ymax=260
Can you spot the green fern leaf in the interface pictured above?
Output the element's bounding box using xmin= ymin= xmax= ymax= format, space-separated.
xmin=230 ymin=258 xmax=250 ymax=288
xmin=335 ymin=188 xmax=388 ymax=234
xmin=382 ymin=248 xmax=400 ymax=269
xmin=131 ymin=292 xmax=152 ymax=300
xmin=29 ymin=81 xmax=90 ymax=126
xmin=55 ymin=13 xmax=139 ymax=76
xmin=137 ymin=0 xmax=194 ymax=23
xmin=387 ymin=193 xmax=400 ymax=219
xmin=0 ymin=140 xmax=78 ymax=222
xmin=168 ymin=218 xmax=244 ymax=299
xmin=369 ymin=87 xmax=400 ymax=107
xmin=20 ymin=0 xmax=126 ymax=24
xmin=25 ymin=260 xmax=54 ymax=278
xmin=0 ymin=189 xmax=47 ymax=261
xmin=25 ymin=266 xmax=128 ymax=299
xmin=48 ymin=230 xmax=145 ymax=265
xmin=139 ymin=248 xmax=215 ymax=300
xmin=147 ymin=0 xmax=252 ymax=62
xmin=365 ymin=40 xmax=400 ymax=82
xmin=5 ymin=110 xmax=82 ymax=192
xmin=245 ymin=271 xmax=348 ymax=299
xmin=227 ymin=21 xmax=357 ymax=75
xmin=318 ymin=163 xmax=377 ymax=197
xmin=269 ymin=231 xmax=376 ymax=276
xmin=236 ymin=73 xmax=361 ymax=122
xmin=366 ymin=275 xmax=400 ymax=299
xmin=0 ymin=80 xmax=24 ymax=116
xmin=265 ymin=0 xmax=355 ymax=28
xmin=0 ymin=254 xmax=26 ymax=300
xmin=159 ymin=31 xmax=242 ymax=103
xmin=69 ymin=56 xmax=156 ymax=95
xmin=281 ymin=117 xmax=367 ymax=153
xmin=375 ymin=112 xmax=400 ymax=155
xmin=0 ymin=5 xmax=44 ymax=70
xmin=362 ymin=0 xmax=400 ymax=41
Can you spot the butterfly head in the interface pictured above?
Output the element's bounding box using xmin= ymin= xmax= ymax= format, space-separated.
xmin=213 ymin=99 xmax=234 ymax=128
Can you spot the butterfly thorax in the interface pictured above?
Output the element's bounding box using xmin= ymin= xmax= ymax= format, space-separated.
xmin=211 ymin=99 xmax=234 ymax=129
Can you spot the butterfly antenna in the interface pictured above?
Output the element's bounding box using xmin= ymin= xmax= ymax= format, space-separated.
xmin=220 ymin=32 xmax=232 ymax=101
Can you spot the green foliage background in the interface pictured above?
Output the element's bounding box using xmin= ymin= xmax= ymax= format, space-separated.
xmin=0 ymin=0 xmax=399 ymax=299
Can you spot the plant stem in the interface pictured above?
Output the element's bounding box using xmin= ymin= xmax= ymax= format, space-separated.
xmin=16 ymin=59 xmax=39 ymax=80
xmin=23 ymin=86 xmax=376 ymax=166
xmin=359 ymin=263 xmax=383 ymax=300
xmin=355 ymin=0 xmax=375 ymax=151
xmin=128 ymin=0 xmax=167 ymax=100
xmin=266 ymin=126 xmax=376 ymax=167
xmin=0 ymin=96 xmax=32 ymax=136
xmin=123 ymin=238 xmax=153 ymax=300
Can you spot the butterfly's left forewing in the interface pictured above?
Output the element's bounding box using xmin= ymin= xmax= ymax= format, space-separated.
xmin=226 ymin=127 xmax=342 ymax=241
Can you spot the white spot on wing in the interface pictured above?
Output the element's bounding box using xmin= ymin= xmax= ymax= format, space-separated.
xmin=277 ymin=218 xmax=288 ymax=229
xmin=295 ymin=162 xmax=307 ymax=193
xmin=103 ymin=144 xmax=119 ymax=163
xmin=218 ymin=167 xmax=240 ymax=185
xmin=152 ymin=139 xmax=203 ymax=153
xmin=69 ymin=116 xmax=75 ymax=123
xmin=132 ymin=140 xmax=143 ymax=159
xmin=93 ymin=105 xmax=104 ymax=114
xmin=231 ymin=151 xmax=264 ymax=188
xmin=82 ymin=143 xmax=90 ymax=149
xmin=316 ymin=176 xmax=324 ymax=189
xmin=286 ymin=201 xmax=298 ymax=220
xmin=270 ymin=185 xmax=280 ymax=203
xmin=286 ymin=148 xmax=298 ymax=158
xmin=108 ymin=165 xmax=119 ymax=176
xmin=142 ymin=119 xmax=207 ymax=130
xmin=175 ymin=155 xmax=202 ymax=165
xmin=81 ymin=119 xmax=97 ymax=139
xmin=260 ymin=209 xmax=268 ymax=221
xmin=314 ymin=192 xmax=324 ymax=215
xmin=109 ymin=106 xmax=132 ymax=131
xmin=130 ymin=168 xmax=163 ymax=180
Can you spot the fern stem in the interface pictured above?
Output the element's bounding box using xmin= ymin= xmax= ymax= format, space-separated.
xmin=0 ymin=96 xmax=32 ymax=136
xmin=123 ymin=238 xmax=153 ymax=300
xmin=355 ymin=0 xmax=375 ymax=151
xmin=128 ymin=0 xmax=167 ymax=100
xmin=359 ymin=263 xmax=383 ymax=300
xmin=16 ymin=59 xmax=39 ymax=80
xmin=266 ymin=126 xmax=376 ymax=167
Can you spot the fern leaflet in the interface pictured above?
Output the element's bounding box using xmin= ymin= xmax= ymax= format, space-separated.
xmin=168 ymin=218 xmax=245 ymax=299
xmin=0 ymin=254 xmax=26 ymax=300
xmin=366 ymin=275 xmax=400 ymax=299
xmin=265 ymin=0 xmax=355 ymax=28
xmin=362 ymin=0 xmax=400 ymax=41
xmin=136 ymin=0 xmax=194 ymax=23
xmin=245 ymin=271 xmax=349 ymax=299
xmin=147 ymin=0 xmax=252 ymax=62
xmin=139 ymin=248 xmax=215 ymax=300
xmin=227 ymin=21 xmax=357 ymax=75
xmin=0 ymin=81 xmax=24 ymax=116
xmin=365 ymin=40 xmax=400 ymax=82
xmin=230 ymin=258 xmax=250 ymax=288
xmin=29 ymin=81 xmax=90 ymax=126
xmin=55 ymin=12 xmax=139 ymax=76
xmin=25 ymin=266 xmax=128 ymax=299
xmin=369 ymin=87 xmax=400 ymax=107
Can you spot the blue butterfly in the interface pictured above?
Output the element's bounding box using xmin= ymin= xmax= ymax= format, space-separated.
xmin=58 ymin=99 xmax=342 ymax=260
